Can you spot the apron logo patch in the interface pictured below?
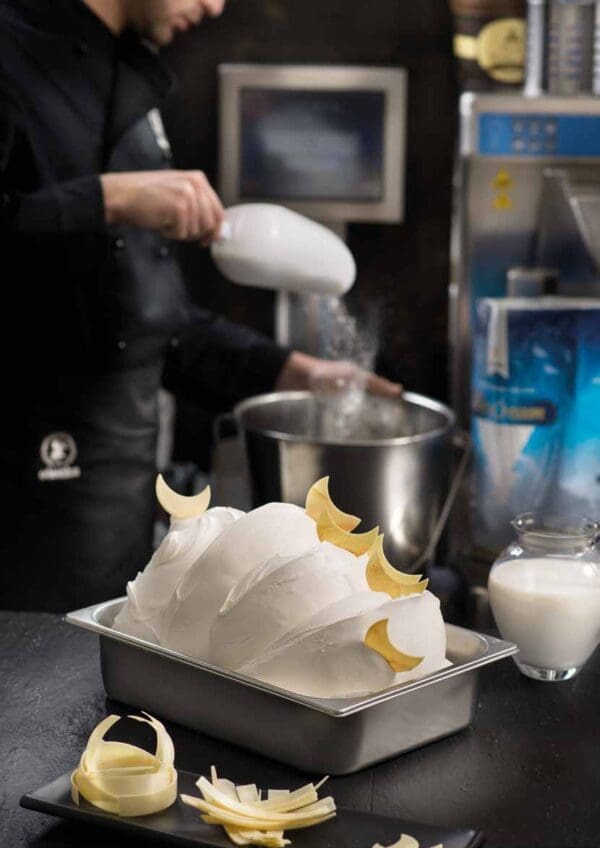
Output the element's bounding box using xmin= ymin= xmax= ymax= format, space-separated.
xmin=38 ymin=432 xmax=81 ymax=482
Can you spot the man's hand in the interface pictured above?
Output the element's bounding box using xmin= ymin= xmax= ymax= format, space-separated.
xmin=100 ymin=170 xmax=224 ymax=244
xmin=276 ymin=351 xmax=402 ymax=398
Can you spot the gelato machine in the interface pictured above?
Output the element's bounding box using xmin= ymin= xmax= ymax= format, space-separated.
xmin=450 ymin=92 xmax=600 ymax=558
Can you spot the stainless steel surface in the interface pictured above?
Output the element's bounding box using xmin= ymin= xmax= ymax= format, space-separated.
xmin=274 ymin=291 xmax=327 ymax=355
xmin=506 ymin=266 xmax=558 ymax=297
xmin=66 ymin=599 xmax=517 ymax=775
xmin=570 ymin=192 xmax=600 ymax=269
xmin=536 ymin=167 xmax=600 ymax=289
xmin=594 ymin=1 xmax=600 ymax=95
xmin=232 ymin=390 xmax=456 ymax=572
xmin=525 ymin=0 xmax=547 ymax=96
xmin=526 ymin=0 xmax=596 ymax=96
xmin=547 ymin=1 xmax=595 ymax=96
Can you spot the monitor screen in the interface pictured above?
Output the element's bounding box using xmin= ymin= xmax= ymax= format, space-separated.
xmin=219 ymin=65 xmax=406 ymax=223
xmin=239 ymin=89 xmax=385 ymax=202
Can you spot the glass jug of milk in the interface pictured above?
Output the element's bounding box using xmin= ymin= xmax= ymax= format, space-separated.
xmin=488 ymin=512 xmax=600 ymax=681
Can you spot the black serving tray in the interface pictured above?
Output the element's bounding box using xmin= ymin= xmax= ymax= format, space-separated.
xmin=21 ymin=769 xmax=484 ymax=848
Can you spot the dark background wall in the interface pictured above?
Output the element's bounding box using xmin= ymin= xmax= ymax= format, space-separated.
xmin=162 ymin=0 xmax=458 ymax=464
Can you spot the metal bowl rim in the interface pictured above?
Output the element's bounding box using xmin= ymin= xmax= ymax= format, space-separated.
xmin=233 ymin=390 xmax=456 ymax=447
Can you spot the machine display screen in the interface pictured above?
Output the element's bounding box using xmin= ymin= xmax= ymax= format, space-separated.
xmin=239 ymin=89 xmax=385 ymax=201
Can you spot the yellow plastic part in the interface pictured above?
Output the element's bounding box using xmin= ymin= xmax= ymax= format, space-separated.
xmin=155 ymin=473 xmax=211 ymax=520
xmin=364 ymin=619 xmax=424 ymax=673
xmin=366 ymin=536 xmax=429 ymax=598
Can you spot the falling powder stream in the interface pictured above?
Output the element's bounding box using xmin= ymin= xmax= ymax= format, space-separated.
xmin=308 ymin=297 xmax=396 ymax=441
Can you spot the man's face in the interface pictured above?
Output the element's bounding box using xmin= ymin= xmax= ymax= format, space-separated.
xmin=127 ymin=0 xmax=226 ymax=46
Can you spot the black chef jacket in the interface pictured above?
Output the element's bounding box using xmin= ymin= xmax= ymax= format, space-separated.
xmin=0 ymin=0 xmax=289 ymax=611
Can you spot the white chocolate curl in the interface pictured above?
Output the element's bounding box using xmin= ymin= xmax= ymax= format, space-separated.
xmin=372 ymin=836 xmax=444 ymax=848
xmin=181 ymin=766 xmax=335 ymax=846
xmin=70 ymin=713 xmax=177 ymax=817
xmin=155 ymin=473 xmax=211 ymax=520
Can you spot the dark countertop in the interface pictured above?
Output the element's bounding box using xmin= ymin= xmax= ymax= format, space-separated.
xmin=1 ymin=609 xmax=598 ymax=848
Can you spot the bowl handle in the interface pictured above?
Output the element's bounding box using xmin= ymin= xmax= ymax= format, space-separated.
xmin=212 ymin=411 xmax=238 ymax=446
xmin=410 ymin=430 xmax=472 ymax=572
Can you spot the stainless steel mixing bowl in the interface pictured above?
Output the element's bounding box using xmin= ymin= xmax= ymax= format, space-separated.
xmin=232 ymin=390 xmax=458 ymax=571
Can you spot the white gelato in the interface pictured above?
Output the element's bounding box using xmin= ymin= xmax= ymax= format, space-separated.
xmin=209 ymin=542 xmax=370 ymax=669
xmin=239 ymin=591 xmax=448 ymax=698
xmin=111 ymin=476 xmax=449 ymax=699
xmin=112 ymin=506 xmax=244 ymax=642
xmin=159 ymin=502 xmax=319 ymax=658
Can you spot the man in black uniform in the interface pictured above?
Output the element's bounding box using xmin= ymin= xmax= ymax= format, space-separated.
xmin=0 ymin=0 xmax=401 ymax=612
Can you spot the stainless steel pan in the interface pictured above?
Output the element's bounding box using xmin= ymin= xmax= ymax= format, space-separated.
xmin=67 ymin=599 xmax=516 ymax=775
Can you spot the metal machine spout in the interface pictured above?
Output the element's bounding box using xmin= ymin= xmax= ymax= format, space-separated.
xmin=536 ymin=168 xmax=600 ymax=293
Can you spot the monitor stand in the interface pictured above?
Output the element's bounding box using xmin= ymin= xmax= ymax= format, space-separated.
xmin=274 ymin=220 xmax=349 ymax=355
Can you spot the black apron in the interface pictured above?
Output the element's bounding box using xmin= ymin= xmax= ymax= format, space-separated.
xmin=0 ymin=1 xmax=290 ymax=610
xmin=0 ymin=367 xmax=161 ymax=611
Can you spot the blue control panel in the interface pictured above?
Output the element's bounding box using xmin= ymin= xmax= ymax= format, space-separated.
xmin=479 ymin=113 xmax=600 ymax=157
